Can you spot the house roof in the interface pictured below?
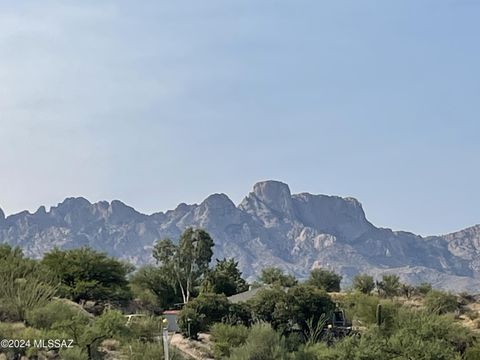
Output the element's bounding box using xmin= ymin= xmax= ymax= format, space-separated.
xmin=227 ymin=287 xmax=264 ymax=303
xmin=163 ymin=310 xmax=180 ymax=315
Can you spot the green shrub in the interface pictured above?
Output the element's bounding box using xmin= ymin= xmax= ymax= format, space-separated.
xmin=177 ymin=307 xmax=206 ymax=339
xmin=128 ymin=316 xmax=162 ymax=341
xmin=0 ymin=249 xmax=58 ymax=321
xmin=178 ymin=293 xmax=229 ymax=338
xmin=306 ymin=269 xmax=342 ymax=292
xmin=424 ymin=290 xmax=459 ymax=315
xmin=415 ymin=282 xmax=433 ymax=296
xmin=340 ymin=293 xmax=379 ymax=325
xmin=258 ymin=267 xmax=297 ymax=287
xmin=227 ymin=323 xmax=289 ymax=360
xmin=340 ymin=292 xmax=399 ymax=331
xmin=122 ymin=340 xmax=184 ymax=360
xmin=210 ymin=323 xmax=249 ymax=358
xmin=223 ymin=302 xmax=252 ymax=326
xmin=352 ymin=274 xmax=375 ymax=294
xmin=248 ymin=287 xmax=288 ymax=330
xmin=59 ymin=347 xmax=87 ymax=360
xmin=26 ymin=299 xmax=91 ymax=330
xmin=286 ymin=285 xmax=335 ymax=334
xmin=291 ymin=343 xmax=336 ymax=360
xmin=305 ymin=308 xmax=474 ymax=360
xmin=465 ymin=341 xmax=480 ymax=360
xmin=376 ymin=274 xmax=400 ymax=298
xmin=249 ymin=285 xmax=334 ymax=334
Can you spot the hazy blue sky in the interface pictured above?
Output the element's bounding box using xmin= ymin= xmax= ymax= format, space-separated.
xmin=0 ymin=1 xmax=479 ymax=235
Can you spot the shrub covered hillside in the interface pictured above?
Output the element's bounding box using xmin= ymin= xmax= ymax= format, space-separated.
xmin=1 ymin=228 xmax=480 ymax=359
xmin=0 ymin=242 xmax=185 ymax=360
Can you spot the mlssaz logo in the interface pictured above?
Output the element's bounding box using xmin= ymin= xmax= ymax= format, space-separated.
xmin=33 ymin=339 xmax=74 ymax=349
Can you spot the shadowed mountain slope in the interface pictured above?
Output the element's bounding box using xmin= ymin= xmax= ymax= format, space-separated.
xmin=1 ymin=180 xmax=479 ymax=291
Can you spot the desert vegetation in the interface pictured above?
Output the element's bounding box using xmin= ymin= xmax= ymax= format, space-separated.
xmin=1 ymin=229 xmax=480 ymax=359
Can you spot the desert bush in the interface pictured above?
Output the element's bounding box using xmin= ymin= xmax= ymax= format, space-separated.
xmin=178 ymin=293 xmax=229 ymax=338
xmin=223 ymin=302 xmax=252 ymax=326
xmin=177 ymin=307 xmax=206 ymax=339
xmin=306 ymin=268 xmax=342 ymax=292
xmin=59 ymin=347 xmax=87 ymax=360
xmin=210 ymin=323 xmax=249 ymax=359
xmin=128 ymin=316 xmax=162 ymax=341
xmin=376 ymin=274 xmax=400 ymax=298
xmin=26 ymin=299 xmax=91 ymax=330
xmin=0 ymin=246 xmax=58 ymax=321
xmin=286 ymin=285 xmax=334 ymax=334
xmin=301 ymin=308 xmax=474 ymax=360
xmin=122 ymin=340 xmax=184 ymax=360
xmin=227 ymin=323 xmax=289 ymax=360
xmin=415 ymin=282 xmax=433 ymax=296
xmin=465 ymin=341 xmax=480 ymax=360
xmin=352 ymin=274 xmax=375 ymax=294
xmin=249 ymin=285 xmax=334 ymax=334
xmin=424 ymin=290 xmax=459 ymax=315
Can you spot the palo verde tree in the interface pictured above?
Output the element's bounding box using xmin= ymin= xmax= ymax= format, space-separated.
xmin=153 ymin=228 xmax=214 ymax=303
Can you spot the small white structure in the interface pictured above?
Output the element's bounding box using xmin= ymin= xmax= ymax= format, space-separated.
xmin=162 ymin=310 xmax=180 ymax=332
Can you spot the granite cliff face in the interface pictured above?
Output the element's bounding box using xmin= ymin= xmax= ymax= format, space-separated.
xmin=1 ymin=180 xmax=479 ymax=292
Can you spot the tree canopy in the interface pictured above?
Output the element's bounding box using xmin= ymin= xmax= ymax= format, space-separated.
xmin=352 ymin=274 xmax=375 ymax=294
xmin=258 ymin=266 xmax=297 ymax=288
xmin=306 ymin=268 xmax=342 ymax=292
xmin=41 ymin=247 xmax=133 ymax=304
xmin=201 ymin=258 xmax=248 ymax=296
xmin=153 ymin=228 xmax=214 ymax=303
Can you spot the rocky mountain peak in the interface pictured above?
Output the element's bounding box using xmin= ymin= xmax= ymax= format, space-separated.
xmin=35 ymin=206 xmax=47 ymax=216
xmin=241 ymin=180 xmax=294 ymax=218
xmin=1 ymin=181 xmax=479 ymax=292
xmin=108 ymin=200 xmax=143 ymax=220
xmin=0 ymin=207 xmax=5 ymax=224
xmin=54 ymin=197 xmax=92 ymax=212
xmin=201 ymin=193 xmax=236 ymax=211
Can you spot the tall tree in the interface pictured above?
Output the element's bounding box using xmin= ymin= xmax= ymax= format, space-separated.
xmin=153 ymin=228 xmax=214 ymax=303
xmin=41 ymin=247 xmax=133 ymax=304
xmin=258 ymin=267 xmax=297 ymax=288
xmin=201 ymin=258 xmax=248 ymax=296
xmin=352 ymin=274 xmax=375 ymax=294
xmin=306 ymin=268 xmax=342 ymax=292
xmin=376 ymin=274 xmax=401 ymax=298
xmin=129 ymin=265 xmax=179 ymax=310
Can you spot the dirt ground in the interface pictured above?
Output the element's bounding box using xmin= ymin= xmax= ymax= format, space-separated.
xmin=170 ymin=333 xmax=214 ymax=360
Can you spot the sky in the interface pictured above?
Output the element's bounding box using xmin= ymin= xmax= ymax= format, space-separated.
xmin=0 ymin=0 xmax=479 ymax=236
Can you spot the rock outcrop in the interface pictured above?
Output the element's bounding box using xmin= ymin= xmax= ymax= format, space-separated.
xmin=1 ymin=180 xmax=479 ymax=292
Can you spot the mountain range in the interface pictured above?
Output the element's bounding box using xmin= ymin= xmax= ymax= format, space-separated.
xmin=1 ymin=180 xmax=479 ymax=292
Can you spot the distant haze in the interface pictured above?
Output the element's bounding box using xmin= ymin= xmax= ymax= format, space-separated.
xmin=0 ymin=1 xmax=479 ymax=235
